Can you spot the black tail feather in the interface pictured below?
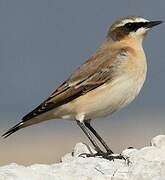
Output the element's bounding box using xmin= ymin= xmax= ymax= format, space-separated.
xmin=2 ymin=122 xmax=23 ymax=138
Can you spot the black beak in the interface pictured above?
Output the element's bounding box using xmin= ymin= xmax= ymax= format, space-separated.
xmin=145 ymin=21 xmax=163 ymax=28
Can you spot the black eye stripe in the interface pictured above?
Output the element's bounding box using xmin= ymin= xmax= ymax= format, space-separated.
xmin=124 ymin=22 xmax=148 ymax=31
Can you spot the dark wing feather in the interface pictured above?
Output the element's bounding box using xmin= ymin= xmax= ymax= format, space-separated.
xmin=22 ymin=48 xmax=119 ymax=122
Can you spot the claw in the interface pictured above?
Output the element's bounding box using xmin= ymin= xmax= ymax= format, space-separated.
xmin=78 ymin=153 xmax=92 ymax=158
xmin=78 ymin=151 xmax=131 ymax=165
xmin=78 ymin=150 xmax=105 ymax=158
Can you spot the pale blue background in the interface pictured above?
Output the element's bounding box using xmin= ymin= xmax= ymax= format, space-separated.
xmin=0 ymin=0 xmax=164 ymax=165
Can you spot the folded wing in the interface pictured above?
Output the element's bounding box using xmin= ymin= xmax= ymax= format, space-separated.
xmin=22 ymin=48 xmax=118 ymax=122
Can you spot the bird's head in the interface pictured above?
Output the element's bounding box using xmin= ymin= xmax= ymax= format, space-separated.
xmin=107 ymin=16 xmax=163 ymax=42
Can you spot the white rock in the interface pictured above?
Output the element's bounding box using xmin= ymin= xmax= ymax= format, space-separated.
xmin=61 ymin=142 xmax=96 ymax=162
xmin=151 ymin=135 xmax=165 ymax=148
xmin=1 ymin=135 xmax=165 ymax=180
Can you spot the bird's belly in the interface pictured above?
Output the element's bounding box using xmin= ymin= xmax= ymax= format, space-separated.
xmin=58 ymin=75 xmax=145 ymax=120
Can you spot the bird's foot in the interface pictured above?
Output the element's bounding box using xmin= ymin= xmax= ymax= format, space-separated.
xmin=79 ymin=151 xmax=130 ymax=164
xmin=79 ymin=150 xmax=105 ymax=157
xmin=79 ymin=150 xmax=104 ymax=158
xmin=104 ymin=154 xmax=130 ymax=164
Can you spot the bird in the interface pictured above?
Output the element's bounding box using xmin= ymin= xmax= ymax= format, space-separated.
xmin=2 ymin=16 xmax=162 ymax=160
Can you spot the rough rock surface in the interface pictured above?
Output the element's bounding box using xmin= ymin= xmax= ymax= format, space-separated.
xmin=1 ymin=135 xmax=165 ymax=180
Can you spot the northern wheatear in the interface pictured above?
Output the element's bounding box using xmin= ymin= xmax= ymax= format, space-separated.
xmin=2 ymin=16 xmax=162 ymax=160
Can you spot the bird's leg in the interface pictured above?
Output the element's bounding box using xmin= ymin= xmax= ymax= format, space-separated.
xmin=84 ymin=121 xmax=113 ymax=154
xmin=76 ymin=120 xmax=103 ymax=154
xmin=76 ymin=120 xmax=128 ymax=162
xmin=83 ymin=121 xmax=129 ymax=162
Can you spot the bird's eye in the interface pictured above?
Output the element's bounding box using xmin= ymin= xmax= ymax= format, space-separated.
xmin=125 ymin=23 xmax=133 ymax=29
xmin=124 ymin=22 xmax=137 ymax=32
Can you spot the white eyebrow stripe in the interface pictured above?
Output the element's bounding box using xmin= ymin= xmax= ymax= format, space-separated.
xmin=115 ymin=18 xmax=149 ymax=28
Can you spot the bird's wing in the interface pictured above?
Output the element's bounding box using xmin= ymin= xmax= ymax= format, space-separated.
xmin=22 ymin=48 xmax=120 ymax=121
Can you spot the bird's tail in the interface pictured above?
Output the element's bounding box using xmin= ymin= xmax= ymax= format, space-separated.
xmin=2 ymin=122 xmax=24 ymax=138
xmin=2 ymin=116 xmax=48 ymax=138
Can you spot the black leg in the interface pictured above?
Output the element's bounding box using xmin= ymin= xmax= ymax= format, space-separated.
xmin=84 ymin=121 xmax=113 ymax=154
xmin=76 ymin=120 xmax=102 ymax=153
xmin=76 ymin=120 xmax=129 ymax=163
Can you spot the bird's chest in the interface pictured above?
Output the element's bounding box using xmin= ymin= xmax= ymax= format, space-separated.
xmin=86 ymin=74 xmax=146 ymax=118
